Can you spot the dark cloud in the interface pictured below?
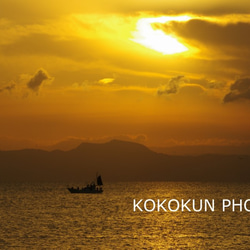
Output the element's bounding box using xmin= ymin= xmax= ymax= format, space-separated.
xmin=156 ymin=19 xmax=250 ymax=53
xmin=207 ymin=80 xmax=226 ymax=89
xmin=27 ymin=68 xmax=51 ymax=92
xmin=223 ymin=78 xmax=250 ymax=103
xmin=0 ymin=83 xmax=16 ymax=93
xmin=153 ymin=19 xmax=250 ymax=77
xmin=191 ymin=78 xmax=226 ymax=89
xmin=157 ymin=75 xmax=186 ymax=96
xmin=1 ymin=0 xmax=250 ymax=24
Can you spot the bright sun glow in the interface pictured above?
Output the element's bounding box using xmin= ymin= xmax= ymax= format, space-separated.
xmin=131 ymin=15 xmax=192 ymax=55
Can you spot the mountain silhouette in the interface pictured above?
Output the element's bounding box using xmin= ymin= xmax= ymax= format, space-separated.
xmin=0 ymin=140 xmax=249 ymax=182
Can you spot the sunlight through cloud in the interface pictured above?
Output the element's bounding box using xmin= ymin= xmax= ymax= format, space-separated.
xmin=131 ymin=15 xmax=192 ymax=55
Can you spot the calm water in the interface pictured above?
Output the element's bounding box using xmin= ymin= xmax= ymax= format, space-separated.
xmin=0 ymin=182 xmax=250 ymax=249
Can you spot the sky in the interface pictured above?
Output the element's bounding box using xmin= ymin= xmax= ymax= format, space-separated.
xmin=0 ymin=0 xmax=250 ymax=150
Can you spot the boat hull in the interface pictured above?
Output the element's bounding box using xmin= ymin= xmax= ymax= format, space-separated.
xmin=67 ymin=187 xmax=103 ymax=194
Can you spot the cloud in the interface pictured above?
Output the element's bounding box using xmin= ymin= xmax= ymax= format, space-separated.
xmin=115 ymin=134 xmax=148 ymax=144
xmin=159 ymin=18 xmax=250 ymax=57
xmin=98 ymin=78 xmax=115 ymax=85
xmin=27 ymin=68 xmax=51 ymax=92
xmin=72 ymin=77 xmax=116 ymax=90
xmin=159 ymin=18 xmax=250 ymax=46
xmin=0 ymin=82 xmax=16 ymax=93
xmin=191 ymin=78 xmax=227 ymax=89
xmin=59 ymin=134 xmax=148 ymax=145
xmin=2 ymin=0 xmax=250 ymax=23
xmin=206 ymin=80 xmax=226 ymax=89
xmin=157 ymin=75 xmax=186 ymax=95
xmin=223 ymin=78 xmax=250 ymax=103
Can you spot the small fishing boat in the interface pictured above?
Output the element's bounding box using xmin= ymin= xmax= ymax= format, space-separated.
xmin=67 ymin=174 xmax=103 ymax=194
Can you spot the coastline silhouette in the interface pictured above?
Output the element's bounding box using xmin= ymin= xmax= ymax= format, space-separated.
xmin=0 ymin=140 xmax=249 ymax=182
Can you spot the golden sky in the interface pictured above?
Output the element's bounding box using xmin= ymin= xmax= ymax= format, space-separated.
xmin=0 ymin=0 xmax=250 ymax=148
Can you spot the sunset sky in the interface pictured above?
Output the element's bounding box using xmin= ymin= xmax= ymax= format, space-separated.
xmin=0 ymin=0 xmax=250 ymax=149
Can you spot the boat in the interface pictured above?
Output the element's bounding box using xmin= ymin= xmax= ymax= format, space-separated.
xmin=67 ymin=174 xmax=103 ymax=194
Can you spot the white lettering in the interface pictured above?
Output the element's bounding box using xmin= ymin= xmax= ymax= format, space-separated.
xmin=168 ymin=199 xmax=179 ymax=212
xmin=244 ymin=199 xmax=250 ymax=212
xmin=157 ymin=199 xmax=167 ymax=212
xmin=134 ymin=198 xmax=250 ymax=212
xmin=232 ymin=199 xmax=242 ymax=212
xmin=181 ymin=199 xmax=191 ymax=211
xmin=133 ymin=199 xmax=143 ymax=212
xmin=144 ymin=199 xmax=156 ymax=212
xmin=193 ymin=199 xmax=202 ymax=212
xmin=205 ymin=199 xmax=215 ymax=212
xmin=222 ymin=199 xmax=231 ymax=212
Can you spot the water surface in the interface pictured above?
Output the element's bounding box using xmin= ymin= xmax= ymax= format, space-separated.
xmin=0 ymin=182 xmax=249 ymax=249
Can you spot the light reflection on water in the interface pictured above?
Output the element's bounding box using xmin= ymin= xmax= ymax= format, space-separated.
xmin=0 ymin=182 xmax=250 ymax=249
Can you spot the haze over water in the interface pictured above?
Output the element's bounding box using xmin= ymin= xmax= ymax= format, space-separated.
xmin=1 ymin=182 xmax=250 ymax=249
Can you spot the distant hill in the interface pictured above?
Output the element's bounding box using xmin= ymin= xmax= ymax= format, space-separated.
xmin=151 ymin=145 xmax=250 ymax=156
xmin=45 ymin=138 xmax=85 ymax=151
xmin=1 ymin=136 xmax=250 ymax=156
xmin=0 ymin=140 xmax=249 ymax=182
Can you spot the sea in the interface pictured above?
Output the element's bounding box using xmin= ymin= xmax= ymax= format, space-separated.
xmin=0 ymin=182 xmax=250 ymax=249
